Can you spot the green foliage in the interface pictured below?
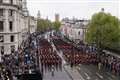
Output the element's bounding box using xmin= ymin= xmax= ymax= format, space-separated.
xmin=52 ymin=21 xmax=61 ymax=31
xmin=85 ymin=12 xmax=120 ymax=50
xmin=37 ymin=19 xmax=52 ymax=31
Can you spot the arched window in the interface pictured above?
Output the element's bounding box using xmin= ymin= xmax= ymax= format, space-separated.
xmin=10 ymin=35 xmax=14 ymax=42
xmin=0 ymin=21 xmax=4 ymax=31
xmin=1 ymin=46 xmax=4 ymax=55
xmin=78 ymin=31 xmax=80 ymax=35
xmin=9 ymin=21 xmax=13 ymax=31
xmin=0 ymin=0 xmax=3 ymax=3
xmin=0 ymin=35 xmax=4 ymax=42
xmin=11 ymin=45 xmax=15 ymax=53
xmin=0 ymin=9 xmax=3 ymax=16
xmin=10 ymin=0 xmax=13 ymax=4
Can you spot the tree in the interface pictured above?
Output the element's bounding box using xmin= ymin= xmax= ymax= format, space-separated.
xmin=52 ymin=21 xmax=61 ymax=31
xmin=37 ymin=19 xmax=52 ymax=31
xmin=85 ymin=12 xmax=120 ymax=52
xmin=46 ymin=19 xmax=52 ymax=30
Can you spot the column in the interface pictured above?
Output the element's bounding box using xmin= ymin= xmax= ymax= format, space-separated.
xmin=4 ymin=9 xmax=9 ymax=32
xmin=14 ymin=11 xmax=17 ymax=32
xmin=4 ymin=9 xmax=10 ymax=54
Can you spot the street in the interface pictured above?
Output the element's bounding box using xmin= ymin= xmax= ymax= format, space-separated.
xmin=42 ymin=32 xmax=120 ymax=80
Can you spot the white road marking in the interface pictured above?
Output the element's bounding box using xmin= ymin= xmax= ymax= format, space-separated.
xmin=79 ymin=64 xmax=81 ymax=66
xmin=96 ymin=73 xmax=103 ymax=79
xmin=74 ymin=67 xmax=85 ymax=80
xmin=76 ymin=66 xmax=81 ymax=70
xmin=85 ymin=73 xmax=90 ymax=80
xmin=79 ymin=73 xmax=85 ymax=80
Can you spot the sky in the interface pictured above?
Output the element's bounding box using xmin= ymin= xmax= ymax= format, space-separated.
xmin=27 ymin=0 xmax=120 ymax=21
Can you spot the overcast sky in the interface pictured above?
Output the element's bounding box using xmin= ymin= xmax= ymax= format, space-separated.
xmin=27 ymin=0 xmax=120 ymax=21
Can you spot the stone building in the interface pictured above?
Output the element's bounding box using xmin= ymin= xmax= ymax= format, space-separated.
xmin=29 ymin=16 xmax=37 ymax=34
xmin=60 ymin=18 xmax=89 ymax=43
xmin=0 ymin=0 xmax=37 ymax=61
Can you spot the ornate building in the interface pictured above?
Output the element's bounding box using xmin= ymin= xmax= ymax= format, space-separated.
xmin=0 ymin=0 xmax=37 ymax=61
xmin=60 ymin=18 xmax=89 ymax=43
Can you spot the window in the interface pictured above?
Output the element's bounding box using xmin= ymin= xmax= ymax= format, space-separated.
xmin=0 ymin=21 xmax=4 ymax=31
xmin=9 ymin=21 xmax=13 ymax=31
xmin=0 ymin=0 xmax=3 ymax=3
xmin=0 ymin=35 xmax=4 ymax=42
xmin=9 ymin=9 xmax=13 ymax=16
xmin=10 ymin=35 xmax=14 ymax=42
xmin=78 ymin=31 xmax=80 ymax=35
xmin=0 ymin=9 xmax=3 ymax=16
xmin=1 ymin=46 xmax=4 ymax=55
xmin=10 ymin=0 xmax=13 ymax=4
xmin=11 ymin=45 xmax=15 ymax=53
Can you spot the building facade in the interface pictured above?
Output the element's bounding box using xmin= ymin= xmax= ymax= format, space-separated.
xmin=60 ymin=18 xmax=89 ymax=43
xmin=29 ymin=16 xmax=37 ymax=34
xmin=0 ymin=0 xmax=37 ymax=61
